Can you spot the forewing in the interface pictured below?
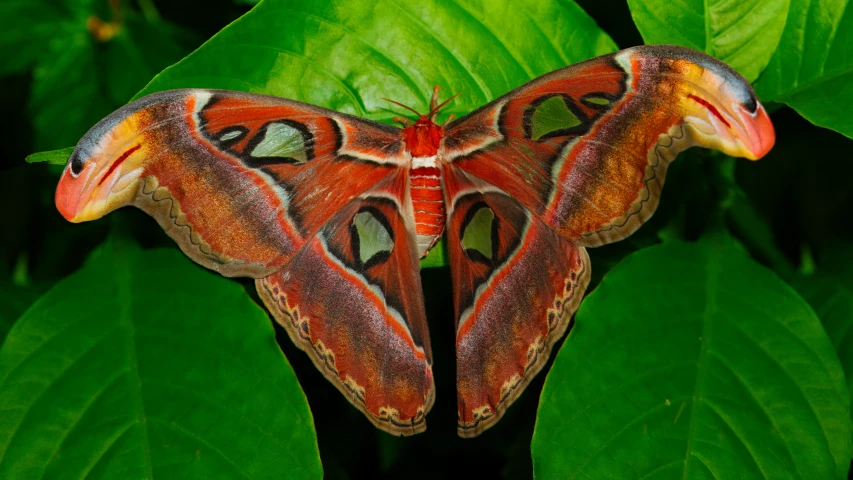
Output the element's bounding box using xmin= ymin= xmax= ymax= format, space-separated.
xmin=443 ymin=168 xmax=590 ymax=437
xmin=257 ymin=173 xmax=434 ymax=435
xmin=441 ymin=45 xmax=775 ymax=247
xmin=55 ymin=89 xmax=406 ymax=277
xmin=55 ymin=89 xmax=432 ymax=434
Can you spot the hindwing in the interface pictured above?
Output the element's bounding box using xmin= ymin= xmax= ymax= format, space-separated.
xmin=443 ymin=168 xmax=590 ymax=437
xmin=258 ymin=175 xmax=434 ymax=435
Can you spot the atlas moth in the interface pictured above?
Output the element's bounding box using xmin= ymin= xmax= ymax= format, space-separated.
xmin=55 ymin=45 xmax=774 ymax=437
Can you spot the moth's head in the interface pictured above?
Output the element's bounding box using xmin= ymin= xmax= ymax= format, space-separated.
xmin=56 ymin=104 xmax=151 ymax=223
xmin=634 ymin=46 xmax=775 ymax=160
xmin=403 ymin=117 xmax=444 ymax=157
xmin=388 ymin=85 xmax=457 ymax=157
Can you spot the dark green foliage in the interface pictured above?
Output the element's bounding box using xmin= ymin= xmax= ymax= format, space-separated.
xmin=2 ymin=0 xmax=851 ymax=478
xmin=534 ymin=235 xmax=850 ymax=478
xmin=0 ymin=240 xmax=322 ymax=478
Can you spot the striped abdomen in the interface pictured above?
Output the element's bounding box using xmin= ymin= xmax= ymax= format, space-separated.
xmin=410 ymin=165 xmax=445 ymax=256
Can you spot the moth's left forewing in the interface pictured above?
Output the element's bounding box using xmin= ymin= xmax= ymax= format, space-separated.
xmin=55 ymin=89 xmax=409 ymax=277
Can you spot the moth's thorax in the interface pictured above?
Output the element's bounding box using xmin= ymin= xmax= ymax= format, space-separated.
xmin=403 ymin=118 xmax=444 ymax=157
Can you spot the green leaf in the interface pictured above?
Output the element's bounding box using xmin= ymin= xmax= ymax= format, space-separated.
xmin=23 ymin=5 xmax=199 ymax=150
xmin=25 ymin=146 xmax=74 ymax=166
xmin=793 ymin=246 xmax=853 ymax=428
xmin=0 ymin=241 xmax=322 ymax=479
xmin=796 ymin=277 xmax=853 ymax=427
xmin=28 ymin=26 xmax=108 ymax=150
xmin=138 ymin=0 xmax=617 ymax=122
xmin=0 ymin=285 xmax=39 ymax=346
xmin=533 ymin=235 xmax=851 ymax=479
xmin=419 ymin=239 xmax=448 ymax=269
xmin=100 ymin=14 xmax=201 ymax=107
xmin=0 ymin=1 xmax=69 ymax=76
xmin=754 ymin=0 xmax=853 ymax=138
xmin=626 ymin=0 xmax=789 ymax=82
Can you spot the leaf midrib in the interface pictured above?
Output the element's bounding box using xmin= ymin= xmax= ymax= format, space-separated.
xmin=115 ymin=251 xmax=154 ymax=479
xmin=681 ymin=246 xmax=718 ymax=479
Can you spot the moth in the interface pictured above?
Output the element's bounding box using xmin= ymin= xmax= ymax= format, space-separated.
xmin=55 ymin=45 xmax=774 ymax=437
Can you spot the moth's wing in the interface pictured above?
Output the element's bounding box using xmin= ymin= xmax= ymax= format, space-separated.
xmin=441 ymin=45 xmax=775 ymax=437
xmin=441 ymin=45 xmax=775 ymax=247
xmin=55 ymin=90 xmax=433 ymax=434
xmin=56 ymin=89 xmax=407 ymax=277
xmin=257 ymin=172 xmax=435 ymax=435
xmin=441 ymin=167 xmax=590 ymax=437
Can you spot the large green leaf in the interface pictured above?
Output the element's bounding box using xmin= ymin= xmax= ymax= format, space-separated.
xmin=0 ymin=240 xmax=322 ymax=479
xmin=793 ymin=246 xmax=853 ymax=426
xmin=533 ymin=235 xmax=851 ymax=479
xmin=626 ymin=0 xmax=789 ymax=82
xmin=0 ymin=285 xmax=39 ymax=346
xmin=796 ymin=277 xmax=853 ymax=425
xmin=754 ymin=0 xmax=853 ymax=138
xmin=139 ymin=0 xmax=617 ymax=121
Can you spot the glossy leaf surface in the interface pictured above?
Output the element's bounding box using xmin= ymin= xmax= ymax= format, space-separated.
xmin=794 ymin=246 xmax=853 ymax=428
xmin=754 ymin=0 xmax=853 ymax=138
xmin=0 ymin=241 xmax=322 ymax=479
xmin=139 ymin=0 xmax=617 ymax=122
xmin=627 ymin=0 xmax=788 ymax=82
xmin=533 ymin=236 xmax=851 ymax=479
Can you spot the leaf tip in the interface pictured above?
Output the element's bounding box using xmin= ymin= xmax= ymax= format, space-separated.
xmin=26 ymin=146 xmax=75 ymax=166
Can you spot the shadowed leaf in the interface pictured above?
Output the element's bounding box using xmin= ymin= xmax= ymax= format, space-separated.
xmin=793 ymin=245 xmax=853 ymax=431
xmin=0 ymin=241 xmax=322 ymax=479
xmin=533 ymin=235 xmax=851 ymax=479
